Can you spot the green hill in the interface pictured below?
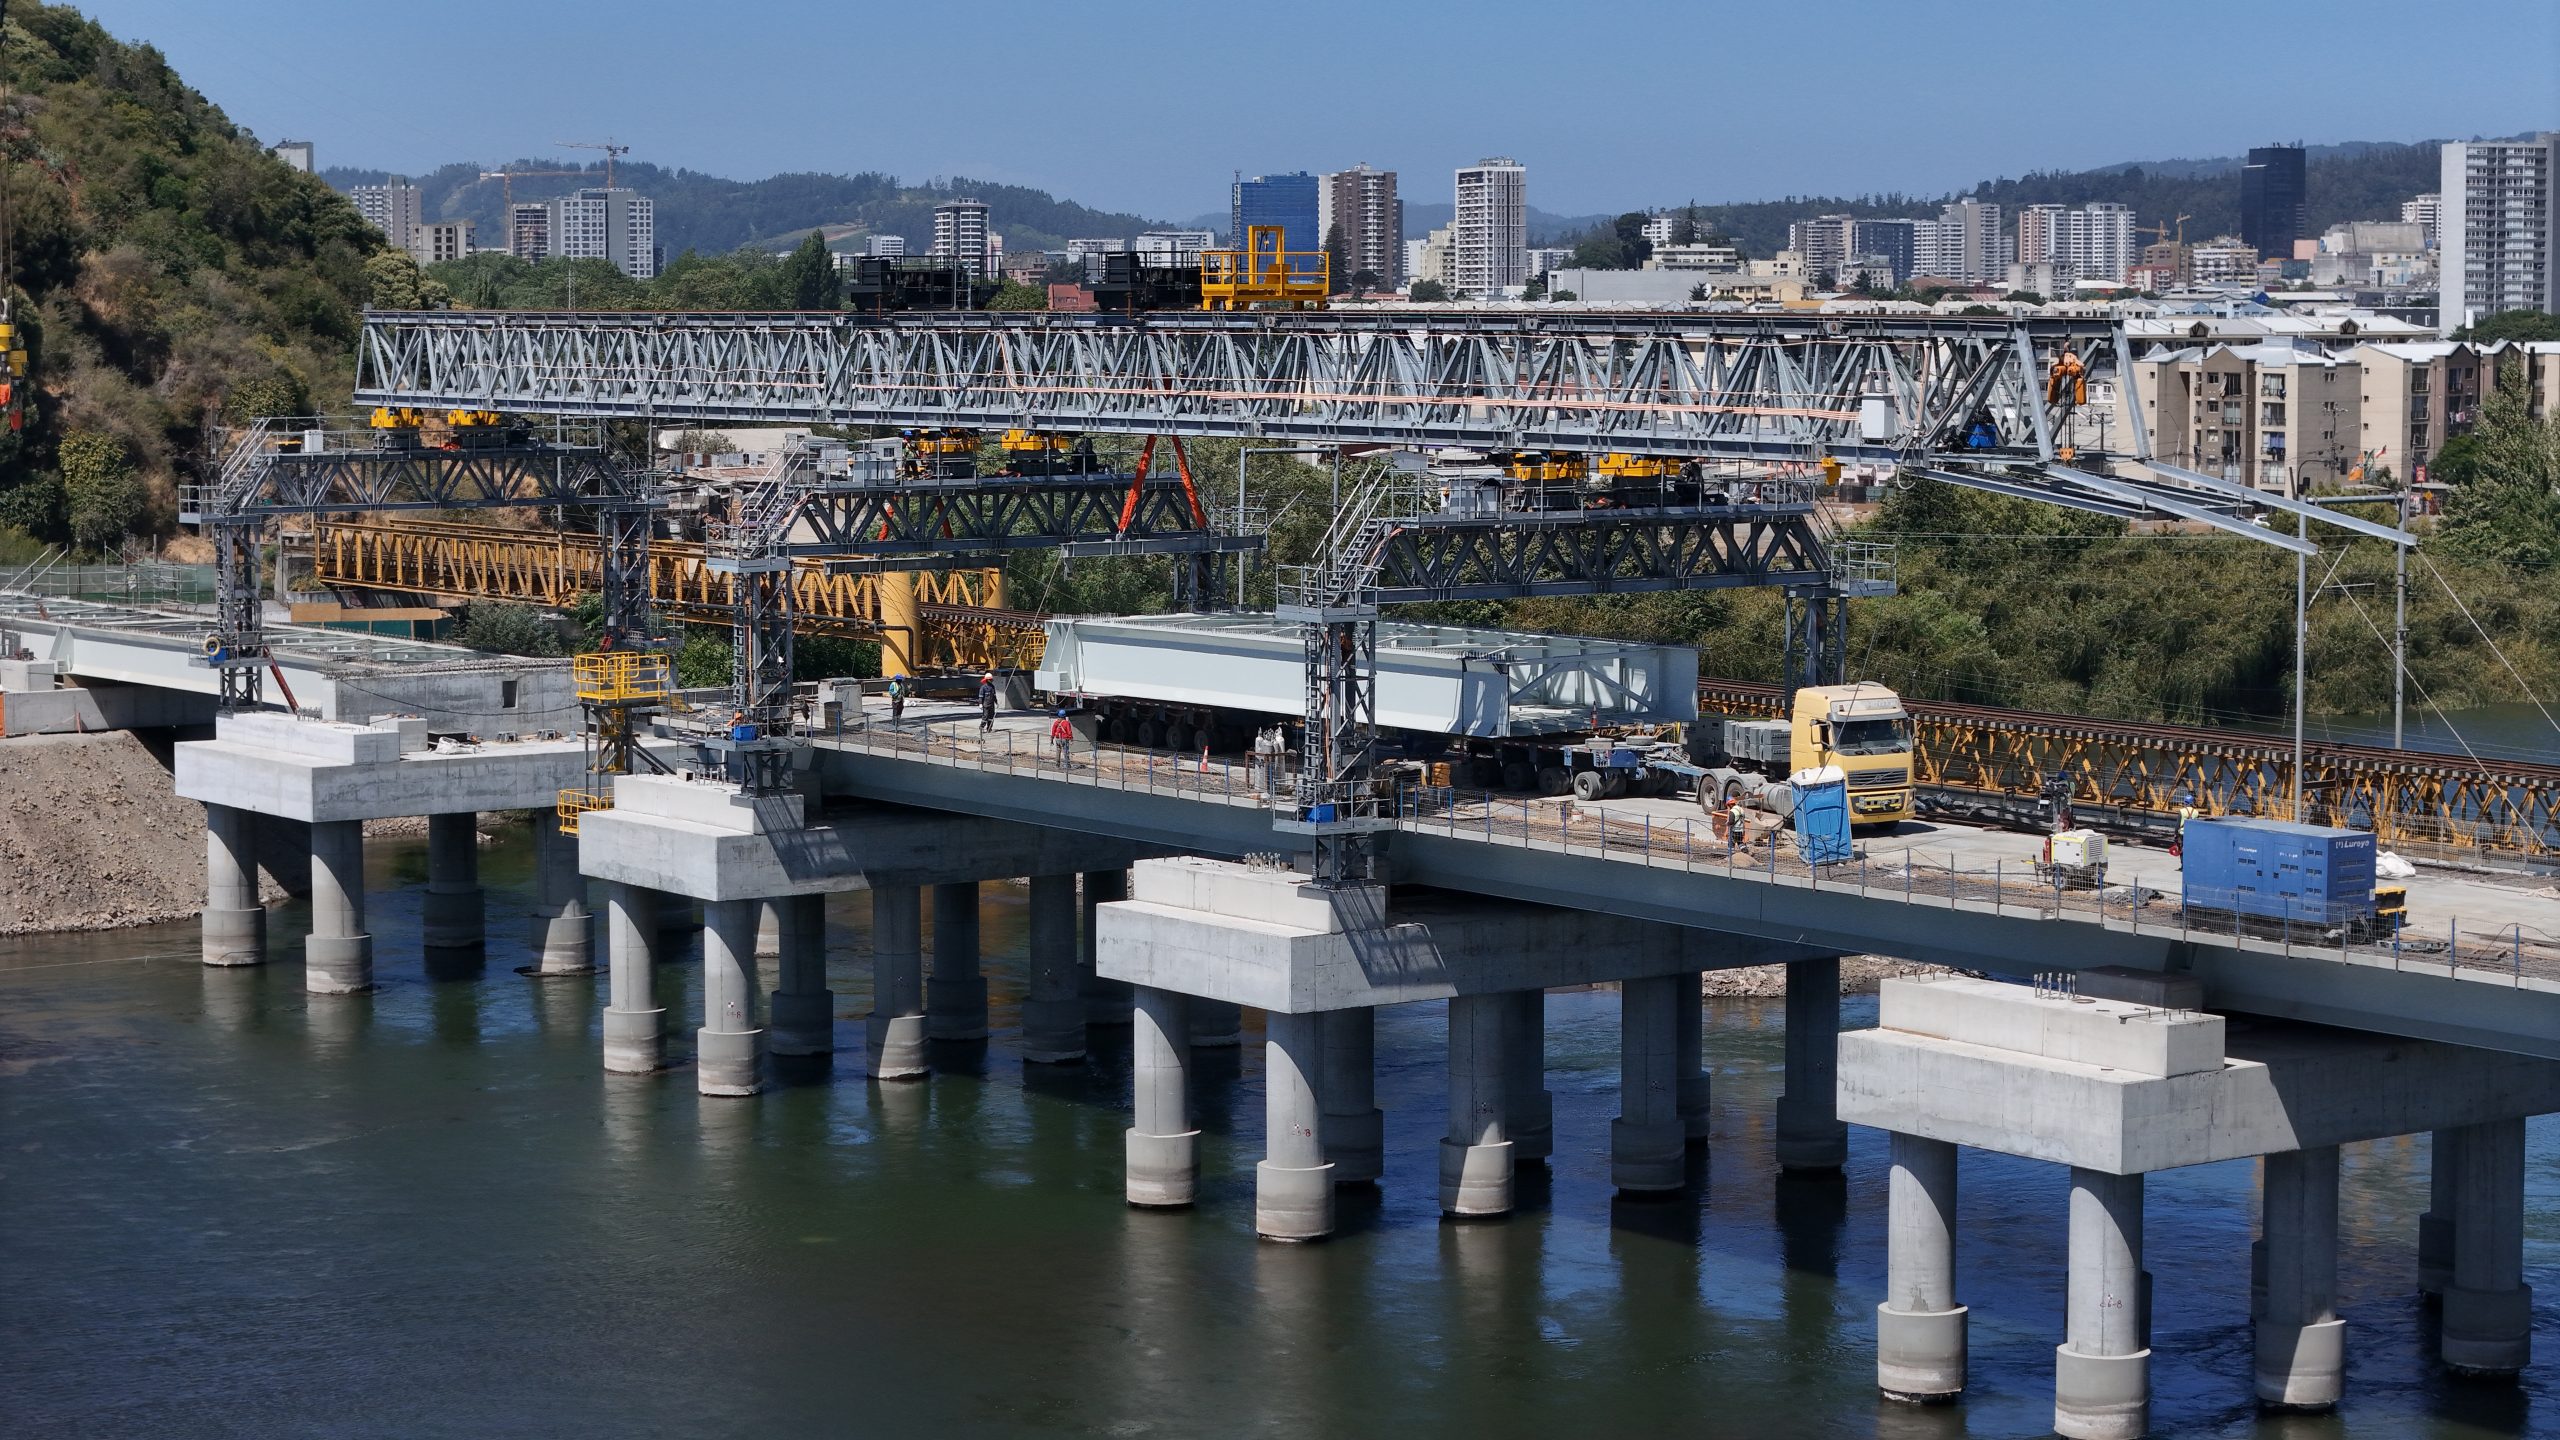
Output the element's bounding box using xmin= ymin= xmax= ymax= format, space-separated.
xmin=0 ymin=2 xmax=385 ymax=550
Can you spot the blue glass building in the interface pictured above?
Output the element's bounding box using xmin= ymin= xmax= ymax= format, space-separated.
xmin=1229 ymin=172 xmax=1320 ymax=279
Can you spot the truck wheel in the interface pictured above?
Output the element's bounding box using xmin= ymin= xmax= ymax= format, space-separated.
xmin=1501 ymin=761 xmax=1532 ymax=792
xmin=1723 ymin=778 xmax=1748 ymax=806
xmin=1602 ymin=773 xmax=1631 ymax=799
xmin=1163 ymin=722 xmax=1188 ymax=752
xmin=1136 ymin=721 xmax=1160 ymax=749
xmin=1696 ymin=784 xmax=1717 ymax=814
xmin=1536 ymin=766 xmax=1570 ymax=797
xmin=1573 ymin=770 xmax=1606 ymax=802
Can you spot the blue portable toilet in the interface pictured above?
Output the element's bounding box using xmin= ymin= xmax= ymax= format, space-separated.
xmin=1791 ymin=765 xmax=1853 ymax=865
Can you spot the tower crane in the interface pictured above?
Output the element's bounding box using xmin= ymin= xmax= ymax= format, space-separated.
xmin=556 ymin=139 xmax=631 ymax=191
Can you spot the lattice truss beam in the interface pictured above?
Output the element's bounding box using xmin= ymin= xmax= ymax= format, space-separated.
xmin=1357 ymin=508 xmax=1833 ymax=603
xmin=787 ymin=474 xmax=1259 ymax=563
xmin=357 ymin=312 xmax=2122 ymax=464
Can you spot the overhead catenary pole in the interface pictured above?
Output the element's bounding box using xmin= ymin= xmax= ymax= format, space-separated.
xmin=2394 ymin=482 xmax=2409 ymax=749
xmin=2294 ymin=504 xmax=2307 ymax=820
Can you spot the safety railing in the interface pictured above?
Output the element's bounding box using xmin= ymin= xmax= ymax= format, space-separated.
xmin=556 ymin=788 xmax=610 ymax=834
xmin=571 ymin=650 xmax=673 ymax=703
xmin=809 ymin=716 xmax=2560 ymax=991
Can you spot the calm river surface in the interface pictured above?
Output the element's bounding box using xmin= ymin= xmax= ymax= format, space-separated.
xmin=3 ymin=826 xmax=2554 ymax=1438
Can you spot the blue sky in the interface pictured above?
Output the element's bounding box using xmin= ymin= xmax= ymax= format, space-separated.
xmin=72 ymin=0 xmax=2560 ymax=221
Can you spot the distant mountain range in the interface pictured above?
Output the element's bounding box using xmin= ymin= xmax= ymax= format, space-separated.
xmin=329 ymin=133 xmax=2524 ymax=265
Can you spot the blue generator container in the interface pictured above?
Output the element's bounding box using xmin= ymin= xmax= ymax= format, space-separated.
xmin=2180 ymin=818 xmax=2376 ymax=927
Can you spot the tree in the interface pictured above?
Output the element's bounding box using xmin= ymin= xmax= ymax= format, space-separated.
xmin=2003 ymin=290 xmax=2046 ymax=305
xmin=58 ymin=430 xmax=144 ymax=551
xmin=1323 ymin=222 xmax=1349 ymax=296
xmin=451 ymin=601 xmax=566 ymax=656
xmin=1669 ymin=202 xmax=1700 ymax=247
xmin=986 ymin=279 xmax=1047 ymax=311
xmin=1813 ymin=268 xmax=1838 ymax=292
xmin=1522 ymin=275 xmax=1546 ymax=301
xmin=363 ymin=250 xmax=447 ymax=310
xmin=2453 ymin=310 xmax=2560 ymax=344
xmin=1687 ymin=283 xmax=1708 ymax=302
xmin=1349 ymin=268 xmax=1382 ymax=298
xmin=1549 ymin=288 xmax=1576 ymax=303
xmin=1409 ymin=279 xmax=1449 ymax=303
xmin=2433 ymin=370 xmax=2560 ymax=569
xmin=780 ymin=230 xmax=839 ymax=311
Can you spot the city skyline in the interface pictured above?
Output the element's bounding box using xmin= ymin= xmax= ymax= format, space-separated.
xmin=71 ymin=0 xmax=2560 ymax=222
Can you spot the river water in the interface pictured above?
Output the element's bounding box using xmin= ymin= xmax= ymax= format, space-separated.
xmin=3 ymin=827 xmax=2554 ymax=1438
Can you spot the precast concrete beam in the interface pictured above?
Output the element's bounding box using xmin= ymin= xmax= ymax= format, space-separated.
xmin=1613 ymin=975 xmax=1686 ymax=1193
xmin=1440 ymin=993 xmax=1512 ymax=1217
xmin=1257 ymin=1010 xmax=1333 ymax=1240
xmin=176 ymin=712 xmax=666 ymax=824
xmin=1878 ymin=1131 xmax=1966 ymax=1404
xmin=1020 ymin=874 xmax=1085 ymax=1063
xmin=927 ymin=882 xmax=989 ymax=1041
xmin=2442 ymin=1117 xmax=2532 ymax=1377
xmin=601 ymin=881 xmax=665 ymax=1073
xmin=421 ymin=812 xmax=484 ymax=953
xmin=2255 ymin=1145 xmax=2343 ymax=1410
xmin=866 ymin=884 xmax=928 ymax=1080
xmin=1321 ymin=1008 xmax=1383 ymax=1184
xmin=528 ymin=809 xmax=593 ymax=974
xmin=767 ymin=893 xmax=834 ymax=1057
xmin=2056 ymin=1168 xmax=2149 ymax=1440
xmin=202 ymin=802 xmax=266 ymax=967
xmin=305 ymin=818 xmax=372 ymax=994
xmin=1777 ymin=956 xmax=1847 ymax=1171
xmin=1127 ymin=985 xmax=1197 ymax=1207
xmin=697 ymin=897 xmax=765 ymax=1096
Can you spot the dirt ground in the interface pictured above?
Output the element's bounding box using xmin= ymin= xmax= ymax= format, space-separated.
xmin=1698 ymin=954 xmax=1947 ymax=998
xmin=0 ymin=730 xmax=278 ymax=935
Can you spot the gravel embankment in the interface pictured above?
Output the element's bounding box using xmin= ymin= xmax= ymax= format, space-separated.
xmin=0 ymin=731 xmax=277 ymax=935
xmin=1698 ymin=955 xmax=1947 ymax=997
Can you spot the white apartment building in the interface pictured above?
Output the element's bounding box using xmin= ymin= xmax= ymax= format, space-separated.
xmin=1409 ymin=225 xmax=1454 ymax=289
xmin=931 ymin=198 xmax=991 ymax=277
xmin=508 ymin=203 xmax=550 ymax=262
xmin=1786 ymin=215 xmax=1855 ymax=283
xmin=1526 ymin=246 xmax=1574 ymax=281
xmin=350 ymin=179 xmax=422 ymax=249
xmin=551 ymin=187 xmax=657 ymax=279
xmin=272 ymin=140 xmax=313 ymax=174
xmin=2191 ymin=236 xmax=2261 ymax=286
xmin=2439 ymin=133 xmax=2559 ymax=334
xmin=865 ymin=234 xmax=908 ymax=257
xmin=1452 ymin=157 xmax=1527 ymax=296
xmin=2061 ymin=203 xmax=2138 ymax=285
xmin=1647 ymin=242 xmax=1743 ymax=271
xmin=1135 ymin=229 xmax=1215 ymax=265
xmin=2016 ymin=204 xmax=2066 ymax=270
xmin=1937 ymin=199 xmax=2010 ymax=286
xmin=1065 ymin=237 xmax=1127 ymax=275
xmin=2401 ymin=193 xmax=2441 ymax=249
xmin=407 ymin=220 xmax=474 ymax=267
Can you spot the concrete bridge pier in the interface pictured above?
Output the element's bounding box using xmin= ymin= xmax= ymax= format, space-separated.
xmin=1020 ymin=874 xmax=1086 ymax=1064
xmin=1676 ymin=970 xmax=1711 ymax=1143
xmin=1078 ymin=869 xmax=1133 ymax=1028
xmin=2418 ymin=1130 xmax=2456 ymax=1300
xmin=1257 ymin=1010 xmax=1334 ymax=1240
xmin=2055 ymin=1168 xmax=2150 ymax=1440
xmin=600 ymin=880 xmax=666 ymax=1073
xmin=1440 ymin=993 xmax=1513 ymax=1217
xmin=421 ymin=812 xmax=484 ymax=954
xmin=697 ymin=897 xmax=765 ymax=1096
xmin=927 ymin=881 xmax=989 ymax=1041
xmin=1321 ymin=1008 xmax=1383 ymax=1184
xmin=867 ymin=884 xmax=930 ymax=1079
xmin=201 ymin=802 xmax=266 ymax=967
xmin=527 ymin=811 xmax=592 ymax=974
xmin=766 ymin=893 xmax=833 ymax=1057
xmin=1877 ymin=1132 xmax=1966 ymax=1404
xmin=1505 ymin=991 xmax=1552 ymax=1166
xmin=305 ymin=819 xmax=373 ymax=994
xmin=1612 ymin=974 xmax=1686 ymax=1194
xmin=2441 ymin=1116 xmax=2532 ymax=1377
xmin=755 ymin=900 xmax=783 ymax=959
xmin=1188 ymin=999 xmax=1244 ymax=1049
xmin=2255 ymin=1145 xmax=2343 ymax=1409
xmin=1776 ymin=956 xmax=1847 ymax=1171
xmin=1126 ymin=985 xmax=1197 ymax=1207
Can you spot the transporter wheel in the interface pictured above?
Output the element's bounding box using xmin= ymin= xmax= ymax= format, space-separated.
xmin=1573 ymin=770 xmax=1607 ymax=802
xmin=1135 ymin=721 xmax=1160 ymax=750
xmin=1696 ymin=784 xmax=1718 ymax=814
xmin=1106 ymin=716 xmax=1131 ymax=745
xmin=1723 ymin=778 xmax=1748 ymax=806
xmin=1536 ymin=766 xmax=1570 ymax=797
xmin=1500 ymin=761 xmax=1532 ymax=792
xmin=1603 ymin=773 xmax=1631 ymax=799
xmin=1162 ymin=722 xmax=1188 ymax=752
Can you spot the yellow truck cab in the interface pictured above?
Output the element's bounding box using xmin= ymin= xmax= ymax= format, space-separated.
xmin=1794 ymin=684 xmax=1913 ymax=827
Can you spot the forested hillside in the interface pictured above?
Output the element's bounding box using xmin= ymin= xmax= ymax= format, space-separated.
xmin=0 ymin=3 xmax=381 ymax=548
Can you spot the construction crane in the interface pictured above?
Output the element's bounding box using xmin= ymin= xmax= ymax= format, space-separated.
xmin=2142 ymin=214 xmax=2194 ymax=246
xmin=555 ymin=139 xmax=631 ymax=191
xmin=479 ymin=168 xmax=584 ymax=211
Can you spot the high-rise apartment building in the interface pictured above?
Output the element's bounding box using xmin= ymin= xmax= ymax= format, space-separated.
xmin=2439 ymin=134 xmax=2559 ymax=334
xmin=1851 ymin=218 xmax=1919 ymax=284
xmin=550 ymin=187 xmax=657 ymax=279
xmin=1136 ymin=229 xmax=1216 ymax=265
xmin=2401 ymin=193 xmax=2442 ymax=249
xmin=271 ymin=140 xmax=313 ymax=174
xmin=931 ymin=199 xmax=991 ymax=277
xmin=2241 ymin=145 xmax=2308 ymax=259
xmin=865 ymin=234 xmax=908 ymax=257
xmin=1936 ymin=199 xmax=2009 ymax=285
xmin=1452 ymin=157 xmax=1527 ymax=296
xmin=509 ymin=203 xmax=551 ymax=262
xmin=408 ymin=221 xmax=474 ymax=267
xmin=350 ymin=179 xmax=423 ymax=249
xmin=1230 ymin=172 xmax=1320 ymax=280
xmin=2061 ymin=203 xmax=2138 ymax=284
xmin=1787 ymin=215 xmax=1855 ymax=284
xmin=1322 ymin=164 xmax=1402 ymax=289
xmin=2191 ymin=236 xmax=2261 ymax=286
xmin=2015 ymin=204 xmax=2067 ymax=270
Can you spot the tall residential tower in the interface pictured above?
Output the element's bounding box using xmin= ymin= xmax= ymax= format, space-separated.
xmin=2439 ymin=133 xmax=2559 ymax=334
xmin=1453 ymin=157 xmax=1527 ymax=297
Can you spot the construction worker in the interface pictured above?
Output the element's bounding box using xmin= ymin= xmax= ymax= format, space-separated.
xmin=888 ymin=673 xmax=907 ymax=725
xmin=1049 ymin=708 xmax=1075 ymax=770
xmin=2173 ymin=790 xmax=2198 ymax=861
xmin=728 ymin=710 xmax=757 ymax=743
xmin=977 ymin=673 xmax=997 ymax=737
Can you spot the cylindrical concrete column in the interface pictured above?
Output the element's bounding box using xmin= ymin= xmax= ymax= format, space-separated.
xmin=1079 ymin=869 xmax=1134 ymax=1027
xmin=1613 ymin=975 xmax=1686 ymax=1193
xmin=1776 ymin=956 xmax=1847 ymax=1171
xmin=2056 ymin=1168 xmax=2149 ymax=1440
xmin=1020 ymin=874 xmax=1085 ymax=1063
xmin=866 ymin=884 xmax=929 ymax=1079
xmin=927 ymin=881 xmax=989 ymax=1041
xmin=1675 ymin=970 xmax=1710 ymax=1143
xmin=420 ymin=812 xmax=484 ymax=952
xmin=601 ymin=881 xmax=665 ymax=1073
xmin=201 ymin=802 xmax=266 ymax=967
xmin=1440 ymin=994 xmax=1513 ymax=1217
xmin=2256 ymin=1146 xmax=2343 ymax=1409
xmin=1188 ymin=998 xmax=1244 ymax=1049
xmin=2442 ymin=1117 xmax=2532 ymax=1377
xmin=767 ymin=893 xmax=834 ymax=1057
xmin=1504 ymin=989 xmax=1552 ymax=1165
xmin=1879 ymin=1132 xmax=1967 ymax=1403
xmin=2418 ymin=1127 xmax=2458 ymax=1300
xmin=697 ymin=897 xmax=765 ymax=1096
xmin=527 ymin=810 xmax=592 ymax=974
xmin=305 ymin=819 xmax=372 ymax=994
xmin=1126 ymin=985 xmax=1197 ymax=1207
xmin=1321 ymin=1007 xmax=1383 ymax=1184
xmin=1257 ymin=1010 xmax=1334 ymax=1240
